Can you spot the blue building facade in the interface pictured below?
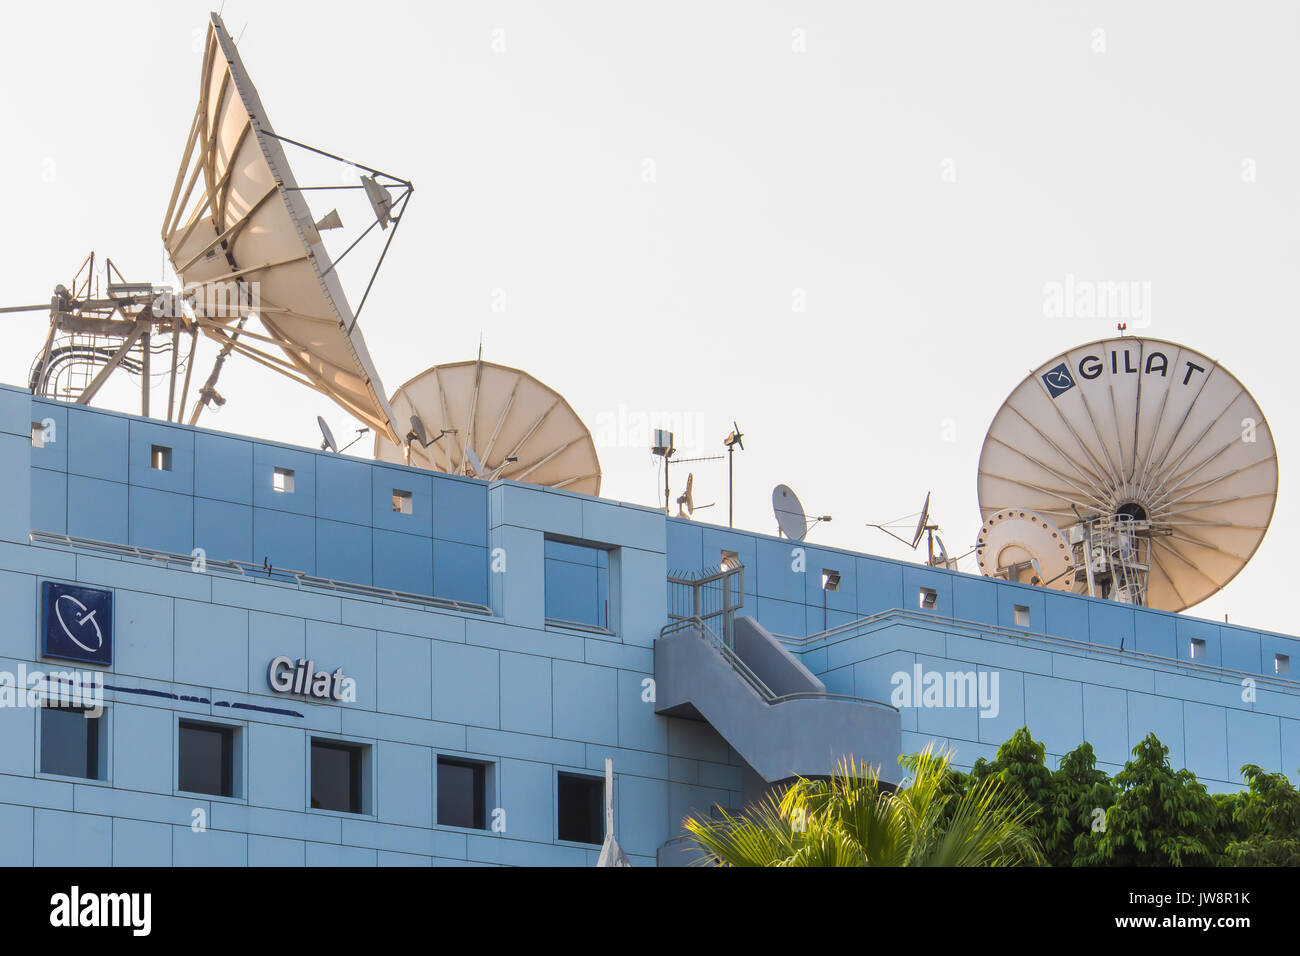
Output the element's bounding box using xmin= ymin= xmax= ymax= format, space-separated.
xmin=0 ymin=382 xmax=1297 ymax=866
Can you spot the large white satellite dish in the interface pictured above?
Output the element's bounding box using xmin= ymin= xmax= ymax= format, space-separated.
xmin=375 ymin=359 xmax=601 ymax=494
xmin=162 ymin=13 xmax=401 ymax=444
xmin=977 ymin=336 xmax=1278 ymax=611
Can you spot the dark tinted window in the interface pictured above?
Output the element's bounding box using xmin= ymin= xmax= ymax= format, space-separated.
xmin=437 ymin=758 xmax=486 ymax=829
xmin=544 ymin=539 xmax=610 ymax=628
xmin=311 ymin=739 xmax=363 ymax=813
xmin=557 ymin=772 xmax=604 ymax=844
xmin=40 ymin=707 xmax=99 ymax=779
xmin=178 ymin=722 xmax=234 ymax=797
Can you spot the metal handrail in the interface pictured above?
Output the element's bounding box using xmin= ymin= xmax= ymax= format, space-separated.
xmin=659 ymin=616 xmax=895 ymax=710
xmin=774 ymin=608 xmax=1300 ymax=695
xmin=29 ymin=530 xmax=494 ymax=617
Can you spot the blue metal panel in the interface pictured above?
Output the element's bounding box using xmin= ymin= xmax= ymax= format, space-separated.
xmin=316 ymin=518 xmax=372 ymax=586
xmin=553 ymin=660 xmax=618 ymax=746
xmin=30 ymin=468 xmax=66 ymax=534
xmin=371 ymin=464 xmax=432 ymax=536
xmin=431 ymin=641 xmax=499 ymax=727
xmin=194 ymin=496 xmax=253 ymax=564
xmin=952 ymin=575 xmax=997 ymax=624
xmin=35 ymin=809 xmax=112 ymax=866
xmin=66 ymin=474 xmax=127 ymax=543
xmin=500 ymin=651 xmax=552 ymax=734
xmin=856 ymin=556 xmax=904 ymax=615
xmin=1176 ymin=618 xmax=1221 ymax=666
xmin=252 ymin=443 xmax=316 ymax=516
xmin=67 ymin=407 xmax=127 ymax=483
xmin=1220 ymin=625 xmax=1262 ymax=674
xmin=997 ymin=583 xmax=1044 ymax=631
xmin=315 ymin=454 xmax=371 ymax=526
xmin=1082 ymin=683 xmax=1129 ymax=765
xmin=1042 ymin=592 xmax=1088 ymax=641
xmin=373 ymin=528 xmax=432 ymax=595
xmin=128 ymin=420 xmax=194 ymax=495
xmin=1227 ymin=708 xmax=1280 ymax=777
xmin=1183 ymin=702 xmax=1229 ymax=781
xmin=1023 ymin=673 xmax=1083 ymax=756
xmin=1133 ymin=608 xmax=1177 ymax=658
xmin=174 ymin=599 xmax=248 ymax=690
xmin=801 ymin=546 xmax=856 ymax=612
xmin=904 ymin=566 xmax=952 ymax=617
xmin=433 ymin=474 xmax=488 ymax=547
xmin=1127 ymin=692 xmax=1185 ymax=769
xmin=665 ymin=518 xmax=703 ymax=572
xmin=376 ymin=632 xmax=431 ymax=719
xmin=194 ymin=432 xmax=253 ymax=504
xmin=755 ymin=596 xmax=805 ymax=637
xmin=755 ymin=536 xmax=804 ymax=603
xmin=253 ymin=507 xmax=316 ymax=574
xmin=1088 ymin=600 xmax=1135 ymax=650
xmin=128 ymin=486 xmax=194 ymax=555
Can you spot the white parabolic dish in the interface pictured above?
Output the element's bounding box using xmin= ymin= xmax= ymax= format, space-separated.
xmin=977 ymin=336 xmax=1278 ymax=613
xmin=161 ymin=13 xmax=399 ymax=444
xmin=375 ymin=359 xmax=602 ymax=495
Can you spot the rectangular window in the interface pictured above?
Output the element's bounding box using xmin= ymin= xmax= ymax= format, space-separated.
xmin=150 ymin=444 xmax=172 ymax=471
xmin=557 ymin=772 xmax=604 ymax=845
xmin=273 ymin=467 xmax=295 ymax=494
xmin=919 ymin=587 xmax=938 ymax=610
xmin=178 ymin=721 xmax=235 ymax=797
xmin=1190 ymin=638 xmax=1206 ymax=660
xmin=1014 ymin=604 xmax=1030 ymax=627
xmin=40 ymin=706 xmax=100 ymax=779
xmin=392 ymin=489 xmax=413 ymax=514
xmin=30 ymin=422 xmax=46 ymax=448
xmin=544 ymin=538 xmax=611 ymax=631
xmin=1276 ymin=654 xmax=1290 ymax=675
xmin=721 ymin=550 xmax=740 ymax=570
xmin=310 ymin=739 xmax=364 ymax=813
xmin=821 ymin=568 xmax=841 ymax=592
xmin=437 ymin=757 xmax=486 ymax=829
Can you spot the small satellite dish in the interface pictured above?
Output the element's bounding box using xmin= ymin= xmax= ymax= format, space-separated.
xmin=976 ymin=508 xmax=1076 ymax=590
xmin=911 ymin=491 xmax=932 ymax=549
xmin=773 ymin=484 xmax=808 ymax=540
xmin=675 ymin=473 xmax=715 ymax=518
xmin=407 ymin=414 xmax=430 ymax=448
xmin=317 ymin=416 xmax=339 ymax=453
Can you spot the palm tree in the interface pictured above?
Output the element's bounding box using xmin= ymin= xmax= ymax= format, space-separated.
xmin=684 ymin=744 xmax=1044 ymax=866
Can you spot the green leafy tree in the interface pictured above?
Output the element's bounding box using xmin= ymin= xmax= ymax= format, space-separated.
xmin=1078 ymin=733 xmax=1224 ymax=866
xmin=1222 ymin=765 xmax=1300 ymax=866
xmin=684 ymin=744 xmax=1043 ymax=867
xmin=1048 ymin=742 xmax=1115 ymax=866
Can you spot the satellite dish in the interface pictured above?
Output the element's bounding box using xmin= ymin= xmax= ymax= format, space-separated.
xmin=977 ymin=336 xmax=1277 ymax=611
xmin=976 ymin=509 xmax=1075 ymax=589
xmin=162 ymin=13 xmax=401 ymax=444
xmin=317 ymin=416 xmax=338 ymax=453
xmin=407 ymin=414 xmax=430 ymax=448
xmin=773 ymin=484 xmax=808 ymax=540
xmin=375 ymin=358 xmax=601 ymax=494
xmin=911 ymin=491 xmax=932 ymax=549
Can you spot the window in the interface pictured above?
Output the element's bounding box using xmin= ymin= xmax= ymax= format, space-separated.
xmin=178 ymin=721 xmax=235 ymax=797
xmin=721 ymin=550 xmax=740 ymax=570
xmin=1275 ymin=654 xmax=1290 ymax=675
xmin=919 ymin=587 xmax=938 ymax=610
xmin=437 ymin=757 xmax=487 ymax=829
xmin=821 ymin=568 xmax=841 ymax=592
xmin=40 ymin=706 xmax=101 ymax=779
xmin=30 ymin=422 xmax=46 ymax=448
xmin=150 ymin=444 xmax=172 ymax=471
xmin=1014 ymin=604 xmax=1030 ymax=627
xmin=1190 ymin=638 xmax=1206 ymax=660
xmin=557 ymin=772 xmax=604 ymax=845
xmin=310 ymin=739 xmax=365 ymax=813
xmin=273 ymin=467 xmax=295 ymax=494
xmin=544 ymin=538 xmax=611 ymax=631
xmin=392 ymin=489 xmax=413 ymax=514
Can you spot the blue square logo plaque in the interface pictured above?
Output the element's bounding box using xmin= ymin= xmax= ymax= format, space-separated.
xmin=42 ymin=581 xmax=112 ymax=666
xmin=1040 ymin=362 xmax=1077 ymax=398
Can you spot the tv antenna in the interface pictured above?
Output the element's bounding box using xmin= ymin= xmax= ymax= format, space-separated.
xmin=772 ymin=484 xmax=831 ymax=541
xmin=652 ymin=429 xmax=722 ymax=515
xmin=724 ymin=422 xmax=744 ymax=527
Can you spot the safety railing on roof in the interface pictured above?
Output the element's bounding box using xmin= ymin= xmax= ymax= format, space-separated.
xmin=29 ymin=530 xmax=494 ymax=617
xmin=658 ymin=616 xmax=895 ymax=710
xmin=667 ymin=562 xmax=745 ymax=646
xmin=773 ymin=608 xmax=1300 ymax=695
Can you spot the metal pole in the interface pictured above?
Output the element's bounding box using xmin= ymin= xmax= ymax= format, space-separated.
xmin=728 ymin=444 xmax=734 ymax=528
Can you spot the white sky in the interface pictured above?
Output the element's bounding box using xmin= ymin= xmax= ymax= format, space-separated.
xmin=1 ymin=1 xmax=1296 ymax=632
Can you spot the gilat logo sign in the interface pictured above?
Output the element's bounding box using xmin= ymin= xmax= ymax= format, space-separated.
xmin=267 ymin=656 xmax=355 ymax=702
xmin=41 ymin=582 xmax=112 ymax=666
